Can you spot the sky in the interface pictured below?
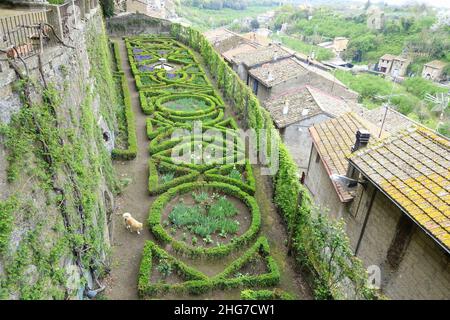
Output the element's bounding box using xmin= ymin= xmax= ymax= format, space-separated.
xmin=352 ymin=0 xmax=450 ymax=9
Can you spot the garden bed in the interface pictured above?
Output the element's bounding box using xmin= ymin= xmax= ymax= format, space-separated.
xmin=124 ymin=35 xmax=286 ymax=299
xmin=161 ymin=190 xmax=252 ymax=248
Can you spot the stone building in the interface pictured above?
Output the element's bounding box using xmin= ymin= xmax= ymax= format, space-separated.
xmin=222 ymin=42 xmax=260 ymax=76
xmin=422 ymin=60 xmax=447 ymax=82
xmin=232 ymin=44 xmax=293 ymax=88
xmin=241 ymin=31 xmax=272 ymax=47
xmin=378 ymin=54 xmax=411 ymax=77
xmin=317 ymin=37 xmax=349 ymax=57
xmin=204 ymin=28 xmax=245 ymax=54
xmin=126 ymin=0 xmax=175 ymax=19
xmin=263 ymin=86 xmax=353 ymax=173
xmin=245 ymin=55 xmax=358 ymax=102
xmin=305 ymin=113 xmax=450 ymax=299
xmin=367 ymin=6 xmax=385 ymax=31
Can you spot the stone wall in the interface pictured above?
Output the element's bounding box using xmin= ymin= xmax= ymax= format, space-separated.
xmin=305 ymin=146 xmax=450 ymax=299
xmin=106 ymin=13 xmax=171 ymax=37
xmin=0 ymin=8 xmax=119 ymax=299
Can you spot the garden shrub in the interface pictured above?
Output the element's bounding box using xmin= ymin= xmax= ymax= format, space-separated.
xmin=148 ymin=159 xmax=200 ymax=195
xmin=204 ymin=162 xmax=256 ymax=195
xmin=167 ymin=26 xmax=377 ymax=299
xmin=138 ymin=237 xmax=279 ymax=298
xmin=147 ymin=181 xmax=261 ymax=258
xmin=240 ymin=289 xmax=295 ymax=300
xmin=111 ymin=47 xmax=137 ymax=160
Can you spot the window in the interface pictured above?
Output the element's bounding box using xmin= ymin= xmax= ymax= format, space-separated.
xmin=252 ymin=79 xmax=259 ymax=95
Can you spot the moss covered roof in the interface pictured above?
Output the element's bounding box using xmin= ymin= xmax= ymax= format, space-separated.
xmin=349 ymin=127 xmax=450 ymax=251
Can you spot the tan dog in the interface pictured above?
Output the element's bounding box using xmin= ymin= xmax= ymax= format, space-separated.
xmin=122 ymin=212 xmax=143 ymax=235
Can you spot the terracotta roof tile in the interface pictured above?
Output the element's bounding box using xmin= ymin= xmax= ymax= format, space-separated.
xmin=349 ymin=127 xmax=450 ymax=251
xmin=309 ymin=112 xmax=385 ymax=202
xmin=263 ymin=86 xmax=351 ymax=128
xmin=234 ymin=45 xmax=292 ymax=68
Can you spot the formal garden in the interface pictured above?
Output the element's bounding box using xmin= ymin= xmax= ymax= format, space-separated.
xmin=123 ymin=35 xmax=287 ymax=298
xmin=113 ymin=24 xmax=378 ymax=300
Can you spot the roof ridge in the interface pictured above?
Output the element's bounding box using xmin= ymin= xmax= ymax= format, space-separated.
xmin=416 ymin=126 xmax=450 ymax=149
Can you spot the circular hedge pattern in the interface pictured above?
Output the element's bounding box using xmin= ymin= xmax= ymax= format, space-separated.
xmin=156 ymin=93 xmax=216 ymax=116
xmin=126 ymin=36 xmax=279 ymax=299
xmin=148 ymin=182 xmax=261 ymax=258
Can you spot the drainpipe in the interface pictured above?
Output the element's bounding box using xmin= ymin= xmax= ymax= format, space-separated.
xmin=355 ymin=187 xmax=377 ymax=256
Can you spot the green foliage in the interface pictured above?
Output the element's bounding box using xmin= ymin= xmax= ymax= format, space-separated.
xmin=0 ymin=22 xmax=120 ymax=299
xmin=271 ymin=34 xmax=334 ymax=61
xmin=402 ymin=77 xmax=448 ymax=99
xmin=160 ymin=172 xmax=175 ymax=184
xmin=148 ymin=181 xmax=260 ymax=258
xmin=156 ymin=258 xmax=173 ymax=278
xmin=0 ymin=196 xmax=17 ymax=254
xmin=169 ymin=24 xmax=377 ymax=299
xmin=138 ymin=237 xmax=279 ymax=298
xmin=240 ymin=289 xmax=295 ymax=300
xmin=111 ymin=71 xmax=138 ymax=160
xmin=335 ymin=70 xmax=449 ymax=136
xmin=175 ymin=4 xmax=274 ymax=31
xmin=100 ymin=0 xmax=115 ymax=18
xmin=167 ymin=191 xmax=238 ymax=240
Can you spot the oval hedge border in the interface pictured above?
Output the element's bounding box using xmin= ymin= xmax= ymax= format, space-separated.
xmin=155 ymin=93 xmax=217 ymax=117
xmin=147 ymin=181 xmax=261 ymax=258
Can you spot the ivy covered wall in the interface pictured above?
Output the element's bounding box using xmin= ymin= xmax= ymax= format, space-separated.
xmin=0 ymin=11 xmax=119 ymax=300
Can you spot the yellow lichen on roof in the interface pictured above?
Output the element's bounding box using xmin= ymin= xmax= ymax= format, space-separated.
xmin=350 ymin=126 xmax=450 ymax=251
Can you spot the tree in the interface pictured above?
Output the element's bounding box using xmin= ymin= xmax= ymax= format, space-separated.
xmin=400 ymin=17 xmax=415 ymax=33
xmin=100 ymin=0 xmax=115 ymax=18
xmin=250 ymin=19 xmax=260 ymax=30
xmin=364 ymin=0 xmax=371 ymax=10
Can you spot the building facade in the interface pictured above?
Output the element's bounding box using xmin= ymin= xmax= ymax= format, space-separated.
xmin=422 ymin=60 xmax=447 ymax=82
xmin=305 ymin=114 xmax=450 ymax=299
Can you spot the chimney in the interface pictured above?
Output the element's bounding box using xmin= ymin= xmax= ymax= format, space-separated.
xmin=351 ymin=129 xmax=371 ymax=152
xmin=346 ymin=129 xmax=370 ymax=183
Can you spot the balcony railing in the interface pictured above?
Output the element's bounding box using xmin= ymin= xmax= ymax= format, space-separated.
xmin=0 ymin=0 xmax=99 ymax=60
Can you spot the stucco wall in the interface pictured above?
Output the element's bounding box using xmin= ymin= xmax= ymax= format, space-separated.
xmin=283 ymin=114 xmax=331 ymax=172
xmin=304 ymin=146 xmax=347 ymax=219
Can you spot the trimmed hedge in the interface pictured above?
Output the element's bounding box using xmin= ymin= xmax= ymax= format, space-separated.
xmin=126 ymin=35 xmax=283 ymax=298
xmin=148 ymin=159 xmax=200 ymax=195
xmin=240 ymin=289 xmax=295 ymax=300
xmin=155 ymin=93 xmax=217 ymax=116
xmin=111 ymin=42 xmax=137 ymax=160
xmin=168 ymin=25 xmax=377 ymax=299
xmin=147 ymin=181 xmax=261 ymax=259
xmin=138 ymin=237 xmax=279 ymax=298
xmin=138 ymin=241 xmax=208 ymax=297
xmin=204 ymin=162 xmax=256 ymax=195
xmin=151 ymin=143 xmax=245 ymax=173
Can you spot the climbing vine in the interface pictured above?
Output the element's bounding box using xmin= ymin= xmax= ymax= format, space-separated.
xmin=0 ymin=15 xmax=119 ymax=299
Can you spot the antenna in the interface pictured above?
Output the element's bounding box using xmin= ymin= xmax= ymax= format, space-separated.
xmin=425 ymin=91 xmax=450 ymax=131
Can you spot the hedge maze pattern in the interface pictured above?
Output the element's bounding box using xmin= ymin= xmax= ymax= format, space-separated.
xmin=125 ymin=36 xmax=280 ymax=298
